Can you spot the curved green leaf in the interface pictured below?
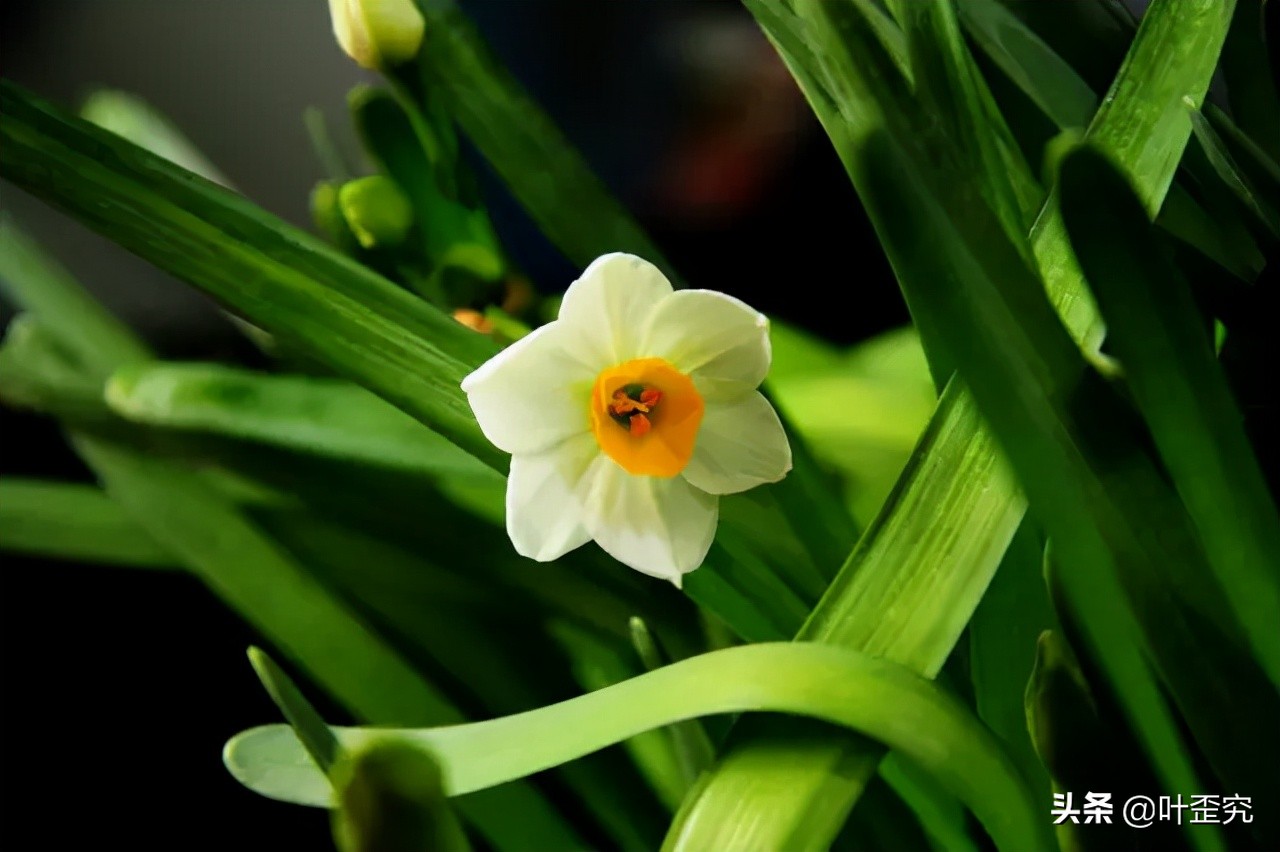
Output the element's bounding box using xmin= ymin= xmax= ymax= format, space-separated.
xmin=225 ymin=643 xmax=1053 ymax=852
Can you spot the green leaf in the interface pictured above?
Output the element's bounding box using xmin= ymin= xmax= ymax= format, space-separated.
xmin=225 ymin=643 xmax=1054 ymax=852
xmin=879 ymin=754 xmax=981 ymax=852
xmin=78 ymin=421 xmax=583 ymax=851
xmin=768 ymin=327 xmax=935 ymax=525
xmin=955 ymin=0 xmax=1097 ymax=129
xmin=549 ymin=620 xmax=692 ymax=816
xmin=0 ymin=81 xmax=505 ymax=470
xmin=1206 ymin=103 xmax=1280 ymax=198
xmin=680 ymin=0 xmax=1242 ymax=844
xmin=1031 ymin=0 xmax=1239 ymax=349
xmin=668 ymin=380 xmax=1026 ymax=851
xmin=0 ymin=219 xmax=151 ymax=373
xmin=1059 ymin=146 xmax=1280 ymax=686
xmin=0 ymin=316 xmax=116 ymax=421
xmin=1187 ymin=106 xmax=1280 ymax=239
xmin=968 ymin=523 xmax=1053 ymax=803
xmin=104 ymin=363 xmax=499 ymax=482
xmin=859 ymin=128 xmax=1268 ymax=851
xmin=260 ymin=514 xmax=667 ymax=852
xmin=0 ymin=478 xmax=173 ymax=569
xmin=892 ymin=0 xmax=1043 ymax=239
xmin=80 ymin=434 xmax=467 ymax=727
xmin=628 ymin=617 xmax=716 ymax=792
xmin=332 ymin=739 xmax=473 ymax=852
xmin=1221 ymin=0 xmax=1280 ymax=162
xmin=958 ymin=0 xmax=1265 ymax=280
xmin=248 ymin=647 xmax=344 ymax=774
xmin=79 ymin=89 xmax=231 ymax=186
xmin=409 ymin=0 xmax=676 ymax=275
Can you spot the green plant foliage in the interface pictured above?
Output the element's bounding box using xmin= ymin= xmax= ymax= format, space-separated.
xmin=225 ymin=643 xmax=1054 ymax=852
xmin=2 ymin=0 xmax=1278 ymax=849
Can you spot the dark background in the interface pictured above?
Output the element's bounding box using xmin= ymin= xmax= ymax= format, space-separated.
xmin=0 ymin=1 xmax=903 ymax=846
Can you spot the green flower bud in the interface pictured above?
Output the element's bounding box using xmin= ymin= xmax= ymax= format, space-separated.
xmin=338 ymin=175 xmax=415 ymax=250
xmin=311 ymin=181 xmax=358 ymax=251
xmin=328 ymin=0 xmax=425 ymax=70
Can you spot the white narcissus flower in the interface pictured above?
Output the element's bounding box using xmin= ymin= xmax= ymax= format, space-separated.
xmin=462 ymin=253 xmax=792 ymax=586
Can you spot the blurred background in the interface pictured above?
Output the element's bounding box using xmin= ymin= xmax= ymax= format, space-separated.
xmin=0 ymin=1 xmax=905 ymax=846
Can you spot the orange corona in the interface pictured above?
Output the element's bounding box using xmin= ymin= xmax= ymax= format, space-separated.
xmin=589 ymin=357 xmax=704 ymax=477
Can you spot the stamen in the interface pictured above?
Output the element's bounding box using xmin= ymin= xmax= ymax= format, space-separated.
xmin=610 ymin=390 xmax=650 ymax=416
xmin=608 ymin=383 xmax=663 ymax=434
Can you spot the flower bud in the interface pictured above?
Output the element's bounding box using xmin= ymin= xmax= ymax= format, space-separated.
xmin=338 ymin=176 xmax=415 ymax=249
xmin=328 ymin=0 xmax=425 ymax=70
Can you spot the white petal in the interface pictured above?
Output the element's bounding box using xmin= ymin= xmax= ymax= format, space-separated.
xmin=682 ymin=390 xmax=793 ymax=495
xmin=558 ymin=253 xmax=675 ymax=365
xmin=505 ymin=433 xmax=599 ymax=561
xmin=583 ymin=459 xmax=718 ymax=585
xmin=461 ymin=323 xmax=595 ymax=455
xmin=641 ymin=289 xmax=771 ymax=390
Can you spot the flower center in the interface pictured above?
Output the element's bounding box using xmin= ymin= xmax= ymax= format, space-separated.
xmin=590 ymin=357 xmax=704 ymax=477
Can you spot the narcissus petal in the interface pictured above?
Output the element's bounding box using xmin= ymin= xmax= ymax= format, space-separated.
xmin=505 ymin=433 xmax=598 ymax=561
xmin=583 ymin=459 xmax=719 ymax=585
xmin=642 ymin=289 xmax=771 ymax=390
xmin=461 ymin=323 xmax=594 ymax=455
xmin=558 ymin=253 xmax=674 ymax=365
xmin=682 ymin=390 xmax=792 ymax=495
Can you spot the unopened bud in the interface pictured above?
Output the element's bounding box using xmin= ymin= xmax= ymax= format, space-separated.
xmin=338 ymin=176 xmax=415 ymax=249
xmin=328 ymin=0 xmax=425 ymax=70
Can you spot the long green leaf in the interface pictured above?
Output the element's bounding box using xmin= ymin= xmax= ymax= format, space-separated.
xmin=1187 ymin=107 xmax=1280 ymax=239
xmin=0 ymin=478 xmax=173 ymax=569
xmin=1221 ymin=0 xmax=1280 ymax=162
xmin=249 ymin=647 xmax=344 ymax=774
xmin=105 ymin=363 xmax=498 ymax=482
xmin=225 ymin=643 xmax=1054 ymax=852
xmin=955 ymin=0 xmax=1096 ymax=129
xmin=1060 ymin=147 xmax=1280 ymax=686
xmin=958 ymin=0 xmax=1265 ymax=280
xmin=968 ymin=523 xmax=1053 ymax=801
xmin=674 ymin=0 xmax=1237 ymax=847
xmin=892 ymin=0 xmax=1043 ymax=239
xmin=859 ymin=129 xmax=1252 ymax=850
xmin=0 ymin=219 xmax=151 ymax=372
xmin=80 ymin=89 xmax=232 ymax=186
xmin=0 ymin=81 xmax=505 ymax=470
xmin=408 ymin=0 xmax=674 ymax=276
